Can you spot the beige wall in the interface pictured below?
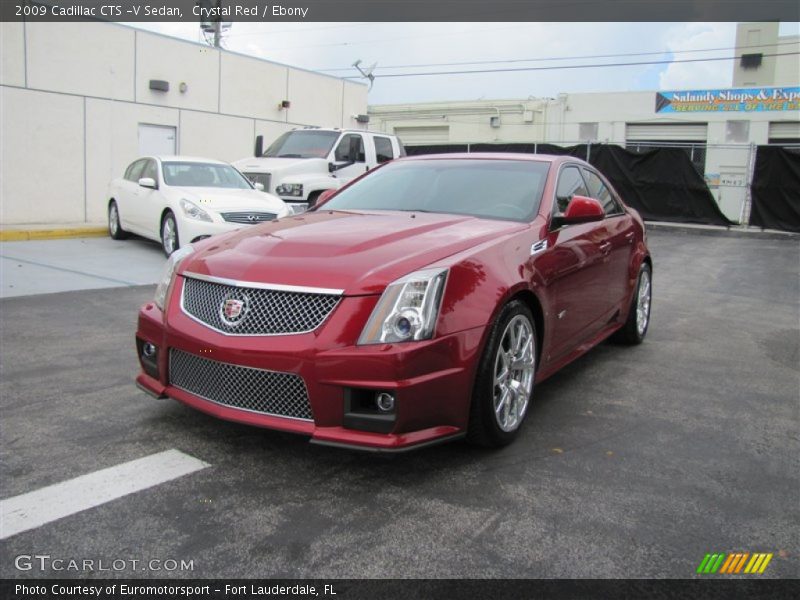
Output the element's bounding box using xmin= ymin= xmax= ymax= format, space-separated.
xmin=0 ymin=22 xmax=25 ymax=87
xmin=0 ymin=21 xmax=367 ymax=226
xmin=26 ymin=22 xmax=135 ymax=101
xmin=1 ymin=87 xmax=84 ymax=223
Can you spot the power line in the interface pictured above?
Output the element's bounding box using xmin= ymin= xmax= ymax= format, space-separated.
xmin=362 ymin=51 xmax=800 ymax=79
xmin=314 ymin=40 xmax=799 ymax=73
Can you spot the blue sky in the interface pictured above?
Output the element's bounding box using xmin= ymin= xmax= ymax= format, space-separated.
xmin=129 ymin=21 xmax=800 ymax=104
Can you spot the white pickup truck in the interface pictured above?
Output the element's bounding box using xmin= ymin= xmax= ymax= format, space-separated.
xmin=234 ymin=128 xmax=405 ymax=213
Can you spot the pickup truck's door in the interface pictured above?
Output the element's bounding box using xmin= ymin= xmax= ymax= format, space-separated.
xmin=330 ymin=133 xmax=369 ymax=184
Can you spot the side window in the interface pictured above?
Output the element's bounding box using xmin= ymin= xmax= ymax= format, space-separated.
xmin=373 ymin=136 xmax=394 ymax=163
xmin=554 ymin=166 xmax=589 ymax=215
xmin=126 ymin=160 xmax=146 ymax=182
xmin=141 ymin=160 xmax=158 ymax=183
xmin=334 ymin=134 xmax=365 ymax=163
xmin=582 ymin=169 xmax=623 ymax=215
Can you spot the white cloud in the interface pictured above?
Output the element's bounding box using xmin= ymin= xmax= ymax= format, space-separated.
xmin=657 ymin=22 xmax=737 ymax=90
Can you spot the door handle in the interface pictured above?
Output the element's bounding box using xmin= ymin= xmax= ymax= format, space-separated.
xmin=599 ymin=241 xmax=612 ymax=254
xmin=625 ymin=231 xmax=634 ymax=244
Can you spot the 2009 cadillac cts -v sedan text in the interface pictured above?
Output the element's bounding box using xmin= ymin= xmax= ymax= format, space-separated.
xmin=135 ymin=154 xmax=652 ymax=452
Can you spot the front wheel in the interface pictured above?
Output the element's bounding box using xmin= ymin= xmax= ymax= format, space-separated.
xmin=161 ymin=211 xmax=180 ymax=256
xmin=613 ymin=262 xmax=652 ymax=345
xmin=468 ymin=300 xmax=537 ymax=447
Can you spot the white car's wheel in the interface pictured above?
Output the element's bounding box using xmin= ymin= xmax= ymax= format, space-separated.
xmin=161 ymin=211 xmax=180 ymax=256
xmin=108 ymin=201 xmax=129 ymax=240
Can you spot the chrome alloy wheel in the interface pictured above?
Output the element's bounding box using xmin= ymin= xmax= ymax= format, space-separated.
xmin=162 ymin=216 xmax=177 ymax=255
xmin=493 ymin=314 xmax=535 ymax=432
xmin=636 ymin=269 xmax=651 ymax=337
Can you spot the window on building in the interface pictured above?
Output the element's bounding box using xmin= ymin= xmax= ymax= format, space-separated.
xmin=726 ymin=121 xmax=750 ymax=143
xmin=579 ymin=122 xmax=599 ymax=142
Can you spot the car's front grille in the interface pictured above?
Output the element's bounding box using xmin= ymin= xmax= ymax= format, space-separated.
xmin=169 ymin=349 xmax=313 ymax=420
xmin=243 ymin=172 xmax=271 ymax=192
xmin=220 ymin=211 xmax=277 ymax=225
xmin=181 ymin=276 xmax=341 ymax=336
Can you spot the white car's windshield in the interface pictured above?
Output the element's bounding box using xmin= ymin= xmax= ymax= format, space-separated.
xmin=321 ymin=159 xmax=550 ymax=222
xmin=162 ymin=162 xmax=252 ymax=189
xmin=263 ymin=130 xmax=340 ymax=159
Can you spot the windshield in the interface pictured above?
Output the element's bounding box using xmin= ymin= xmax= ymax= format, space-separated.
xmin=263 ymin=130 xmax=340 ymax=159
xmin=321 ymin=159 xmax=550 ymax=222
xmin=162 ymin=162 xmax=253 ymax=189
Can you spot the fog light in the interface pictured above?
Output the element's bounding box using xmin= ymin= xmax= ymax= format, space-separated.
xmin=142 ymin=342 xmax=157 ymax=358
xmin=375 ymin=392 xmax=395 ymax=413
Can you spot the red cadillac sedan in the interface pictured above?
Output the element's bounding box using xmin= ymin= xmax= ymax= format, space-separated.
xmin=136 ymin=154 xmax=652 ymax=452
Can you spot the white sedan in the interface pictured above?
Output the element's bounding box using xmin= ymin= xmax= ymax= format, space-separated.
xmin=107 ymin=156 xmax=291 ymax=255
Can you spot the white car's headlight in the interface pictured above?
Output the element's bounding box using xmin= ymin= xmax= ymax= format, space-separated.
xmin=180 ymin=198 xmax=212 ymax=222
xmin=358 ymin=268 xmax=448 ymax=345
xmin=154 ymin=245 xmax=195 ymax=310
xmin=276 ymin=183 xmax=303 ymax=197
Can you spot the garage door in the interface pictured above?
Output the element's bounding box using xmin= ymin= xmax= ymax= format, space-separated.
xmin=393 ymin=126 xmax=450 ymax=145
xmin=626 ymin=123 xmax=708 ymax=142
xmin=768 ymin=121 xmax=800 ymax=143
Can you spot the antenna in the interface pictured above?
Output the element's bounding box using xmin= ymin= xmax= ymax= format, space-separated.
xmin=352 ymin=60 xmax=377 ymax=90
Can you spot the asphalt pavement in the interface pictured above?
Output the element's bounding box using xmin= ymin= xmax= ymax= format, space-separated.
xmin=0 ymin=230 xmax=797 ymax=579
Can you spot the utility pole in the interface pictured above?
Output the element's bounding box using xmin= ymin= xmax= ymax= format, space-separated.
xmin=213 ymin=0 xmax=221 ymax=48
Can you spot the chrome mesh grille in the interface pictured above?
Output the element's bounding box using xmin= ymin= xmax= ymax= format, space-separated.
xmin=169 ymin=349 xmax=313 ymax=420
xmin=181 ymin=276 xmax=340 ymax=336
xmin=243 ymin=172 xmax=271 ymax=192
xmin=220 ymin=211 xmax=277 ymax=225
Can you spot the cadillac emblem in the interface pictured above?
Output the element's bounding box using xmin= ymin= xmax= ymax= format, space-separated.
xmin=219 ymin=294 xmax=249 ymax=327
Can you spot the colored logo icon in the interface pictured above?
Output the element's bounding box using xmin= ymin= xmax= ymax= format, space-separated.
xmin=697 ymin=552 xmax=773 ymax=574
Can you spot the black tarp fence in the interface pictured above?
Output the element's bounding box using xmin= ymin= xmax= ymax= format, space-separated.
xmin=749 ymin=146 xmax=800 ymax=233
xmin=404 ymin=143 xmax=732 ymax=226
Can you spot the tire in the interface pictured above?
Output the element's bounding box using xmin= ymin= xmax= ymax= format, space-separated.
xmin=160 ymin=211 xmax=180 ymax=256
xmin=108 ymin=200 xmax=129 ymax=240
xmin=613 ymin=262 xmax=652 ymax=345
xmin=467 ymin=300 xmax=537 ymax=447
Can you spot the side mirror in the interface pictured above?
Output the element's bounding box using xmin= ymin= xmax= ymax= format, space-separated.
xmin=561 ymin=195 xmax=605 ymax=224
xmin=328 ymin=162 xmax=336 ymax=173
xmin=254 ymin=182 xmax=265 ymax=191
xmin=315 ymin=189 xmax=337 ymax=207
xmin=254 ymin=135 xmax=264 ymax=157
xmin=138 ymin=177 xmax=157 ymax=189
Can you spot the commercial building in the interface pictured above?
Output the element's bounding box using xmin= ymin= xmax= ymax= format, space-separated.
xmin=369 ymin=23 xmax=799 ymax=223
xmin=0 ymin=21 xmax=367 ymax=226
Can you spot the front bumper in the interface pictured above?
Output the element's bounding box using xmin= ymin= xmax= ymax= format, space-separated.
xmin=136 ymin=277 xmax=483 ymax=452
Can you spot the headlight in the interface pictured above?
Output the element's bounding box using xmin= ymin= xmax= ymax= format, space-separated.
xmin=154 ymin=245 xmax=195 ymax=310
xmin=275 ymin=183 xmax=303 ymax=197
xmin=358 ymin=268 xmax=448 ymax=345
xmin=179 ymin=198 xmax=212 ymax=222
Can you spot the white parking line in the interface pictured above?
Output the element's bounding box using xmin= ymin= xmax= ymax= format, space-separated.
xmin=0 ymin=449 xmax=209 ymax=540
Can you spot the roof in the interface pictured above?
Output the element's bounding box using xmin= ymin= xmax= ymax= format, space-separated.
xmin=398 ymin=152 xmax=581 ymax=163
xmin=152 ymin=156 xmax=229 ymax=164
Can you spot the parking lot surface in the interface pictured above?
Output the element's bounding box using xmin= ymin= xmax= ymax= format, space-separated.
xmin=0 ymin=230 xmax=797 ymax=578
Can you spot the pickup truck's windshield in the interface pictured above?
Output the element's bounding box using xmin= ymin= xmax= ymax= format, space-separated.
xmin=321 ymin=159 xmax=550 ymax=222
xmin=264 ymin=130 xmax=340 ymax=159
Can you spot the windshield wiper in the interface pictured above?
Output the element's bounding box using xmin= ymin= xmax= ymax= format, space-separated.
xmin=276 ymin=153 xmax=304 ymax=158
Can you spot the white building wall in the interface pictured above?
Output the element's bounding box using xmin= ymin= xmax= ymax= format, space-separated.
xmin=0 ymin=23 xmax=25 ymax=87
xmin=0 ymin=21 xmax=367 ymax=226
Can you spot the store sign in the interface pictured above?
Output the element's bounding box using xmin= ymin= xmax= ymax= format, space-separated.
xmin=655 ymin=87 xmax=800 ymax=113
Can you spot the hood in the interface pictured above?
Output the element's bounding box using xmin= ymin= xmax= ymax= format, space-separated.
xmin=175 ymin=187 xmax=288 ymax=214
xmin=233 ymin=157 xmax=328 ymax=176
xmin=180 ymin=210 xmax=526 ymax=295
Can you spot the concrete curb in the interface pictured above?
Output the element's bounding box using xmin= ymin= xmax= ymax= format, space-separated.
xmin=0 ymin=227 xmax=108 ymax=242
